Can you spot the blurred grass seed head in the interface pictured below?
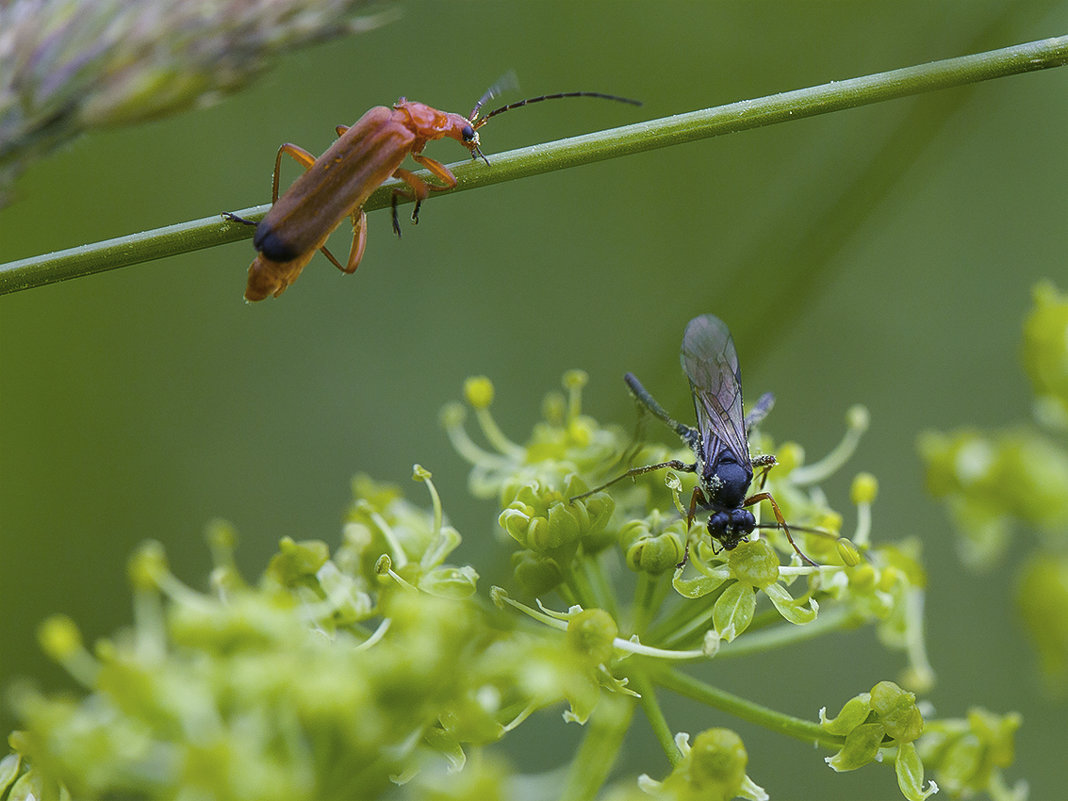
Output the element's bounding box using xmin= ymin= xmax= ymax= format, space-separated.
xmin=0 ymin=0 xmax=394 ymax=203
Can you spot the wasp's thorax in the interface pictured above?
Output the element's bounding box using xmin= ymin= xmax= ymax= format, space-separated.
xmin=699 ymin=447 xmax=756 ymax=550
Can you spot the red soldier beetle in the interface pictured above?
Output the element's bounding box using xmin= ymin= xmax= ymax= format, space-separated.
xmin=226 ymin=77 xmax=640 ymax=301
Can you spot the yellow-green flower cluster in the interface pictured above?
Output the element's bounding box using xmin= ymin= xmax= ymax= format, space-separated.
xmin=921 ymin=282 xmax=1068 ymax=689
xmin=2 ymin=469 xmax=611 ymax=801
xmin=821 ymin=681 xmax=934 ymax=801
xmin=2 ymin=368 xmax=1029 ymax=801
xmin=918 ymin=708 xmax=1024 ymax=801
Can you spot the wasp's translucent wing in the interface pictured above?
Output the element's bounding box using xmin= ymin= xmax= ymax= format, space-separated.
xmin=679 ymin=314 xmax=751 ymax=472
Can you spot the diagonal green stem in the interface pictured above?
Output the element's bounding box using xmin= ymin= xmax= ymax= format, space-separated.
xmin=2 ymin=34 xmax=1066 ymax=296
xmin=560 ymin=695 xmax=635 ymax=801
xmin=653 ymin=665 xmax=844 ymax=749
xmin=626 ymin=667 xmax=684 ymax=767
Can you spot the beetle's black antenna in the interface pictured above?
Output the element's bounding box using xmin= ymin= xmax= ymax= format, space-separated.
xmin=472 ymin=91 xmax=642 ymax=129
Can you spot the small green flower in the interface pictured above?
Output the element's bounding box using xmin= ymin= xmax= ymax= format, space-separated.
xmin=567 ymin=608 xmax=619 ymax=666
xmin=918 ymin=707 xmax=1023 ymax=801
xmin=727 ymin=539 xmax=780 ymax=589
xmin=498 ymin=477 xmax=613 ymax=555
xmin=1022 ymin=281 xmax=1068 ymax=428
xmin=822 ymin=680 xmax=934 ymax=799
xmin=920 ymin=427 xmax=1068 ymax=567
xmin=444 ymin=372 xmax=620 ymax=503
xmin=265 ymin=536 xmax=331 ymax=586
xmin=622 ymin=516 xmax=687 ymax=575
xmin=510 ymin=550 xmax=565 ymax=596
xmin=643 ymin=729 xmax=766 ymax=801
xmin=1016 ymin=549 xmax=1068 ymax=683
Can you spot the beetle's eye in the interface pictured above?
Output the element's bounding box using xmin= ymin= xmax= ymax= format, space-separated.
xmin=461 ymin=124 xmax=475 ymax=141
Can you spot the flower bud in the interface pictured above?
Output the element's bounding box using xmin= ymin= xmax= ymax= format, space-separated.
xmin=626 ymin=532 xmax=685 ymax=575
xmin=511 ymin=550 xmax=564 ymax=596
xmin=727 ymin=539 xmax=780 ymax=589
xmin=870 ymin=680 xmax=923 ymax=743
xmin=851 ymin=472 xmax=879 ymax=505
xmin=566 ymin=609 xmax=617 ymax=665
xmin=826 ymin=723 xmax=884 ymax=772
xmin=463 ymin=376 xmax=495 ymax=409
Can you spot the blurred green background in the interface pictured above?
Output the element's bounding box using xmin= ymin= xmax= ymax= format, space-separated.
xmin=2 ymin=2 xmax=1066 ymax=797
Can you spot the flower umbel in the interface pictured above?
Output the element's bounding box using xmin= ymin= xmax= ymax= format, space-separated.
xmin=2 ymin=370 xmax=1027 ymax=801
xmin=922 ymin=282 xmax=1068 ymax=692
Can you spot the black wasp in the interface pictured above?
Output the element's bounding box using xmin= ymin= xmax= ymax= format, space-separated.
xmin=573 ymin=313 xmax=815 ymax=565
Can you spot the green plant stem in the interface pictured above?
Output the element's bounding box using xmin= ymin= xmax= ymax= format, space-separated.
xmin=627 ymin=668 xmax=683 ymax=767
xmin=560 ymin=695 xmax=635 ymax=801
xmin=2 ymin=34 xmax=1066 ymax=296
xmin=653 ymin=665 xmax=844 ymax=749
xmin=580 ymin=556 xmax=619 ymax=621
xmin=711 ymin=604 xmax=860 ymax=658
xmin=631 ymin=570 xmax=671 ymax=635
xmin=647 ymin=583 xmax=724 ymax=647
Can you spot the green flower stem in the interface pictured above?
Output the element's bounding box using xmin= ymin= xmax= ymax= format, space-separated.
xmin=580 ymin=557 xmax=619 ymax=621
xmin=560 ymin=695 xmax=635 ymax=801
xmin=647 ymin=585 xmax=724 ymax=647
xmin=631 ymin=570 xmax=671 ymax=635
xmin=653 ymin=665 xmax=843 ymax=749
xmin=2 ymin=35 xmax=1067 ymax=296
xmin=627 ymin=668 xmax=683 ymax=767
xmin=712 ymin=604 xmax=860 ymax=658
xmin=564 ymin=561 xmax=599 ymax=611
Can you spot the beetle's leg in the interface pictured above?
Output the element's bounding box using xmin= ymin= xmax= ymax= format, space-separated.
xmin=388 ymin=155 xmax=461 ymax=232
xmin=409 ymin=154 xmax=459 ymax=223
xmin=270 ymin=142 xmax=351 ymax=269
xmin=390 ymin=168 xmax=433 ymax=236
xmin=341 ymin=208 xmax=367 ymax=274
xmin=222 ymin=212 xmax=257 ymax=226
xmin=273 ymin=143 xmax=316 ymax=203
xmin=411 ymin=154 xmax=458 ymax=191
xmin=744 ymin=491 xmax=818 ymax=567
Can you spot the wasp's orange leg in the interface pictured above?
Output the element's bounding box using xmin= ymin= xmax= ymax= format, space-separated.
xmin=745 ymin=491 xmax=818 ymax=566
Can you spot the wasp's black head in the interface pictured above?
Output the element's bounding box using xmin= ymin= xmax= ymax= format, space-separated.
xmin=707 ymin=508 xmax=756 ymax=551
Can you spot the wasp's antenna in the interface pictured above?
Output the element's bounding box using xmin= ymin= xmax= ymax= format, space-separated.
xmin=472 ymin=91 xmax=642 ymax=130
xmin=469 ymin=71 xmax=521 ymax=123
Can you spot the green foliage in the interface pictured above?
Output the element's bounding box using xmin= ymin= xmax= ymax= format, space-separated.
xmin=2 ymin=374 xmax=1024 ymax=800
xmin=921 ymin=281 xmax=1068 ymax=691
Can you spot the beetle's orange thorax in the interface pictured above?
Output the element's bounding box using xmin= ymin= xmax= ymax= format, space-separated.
xmin=392 ymin=99 xmax=470 ymax=147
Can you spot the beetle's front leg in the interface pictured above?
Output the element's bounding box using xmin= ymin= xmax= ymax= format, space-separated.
xmin=390 ymin=154 xmax=460 ymax=232
xmin=390 ymin=168 xmax=430 ymax=237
